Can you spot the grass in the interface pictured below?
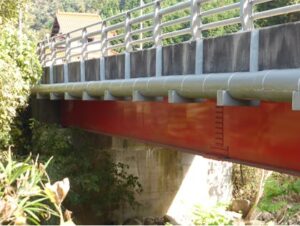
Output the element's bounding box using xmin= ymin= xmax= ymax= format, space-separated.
xmin=258 ymin=173 xmax=300 ymax=215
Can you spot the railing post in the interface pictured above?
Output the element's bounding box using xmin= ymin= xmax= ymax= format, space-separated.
xmin=64 ymin=33 xmax=70 ymax=83
xmin=191 ymin=0 xmax=201 ymax=40
xmin=100 ymin=21 xmax=107 ymax=81
xmin=191 ymin=0 xmax=203 ymax=75
xmin=80 ymin=28 xmax=88 ymax=82
xmin=125 ymin=12 xmax=132 ymax=79
xmin=49 ymin=39 xmax=55 ymax=84
xmin=139 ymin=0 xmax=144 ymax=50
xmin=240 ymin=0 xmax=253 ymax=31
xmin=39 ymin=42 xmax=45 ymax=67
xmin=154 ymin=0 xmax=162 ymax=77
xmin=41 ymin=42 xmax=46 ymax=67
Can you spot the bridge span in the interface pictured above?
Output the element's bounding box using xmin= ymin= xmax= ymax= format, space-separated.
xmin=33 ymin=0 xmax=300 ymax=174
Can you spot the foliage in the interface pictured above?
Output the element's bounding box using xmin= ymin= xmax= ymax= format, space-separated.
xmin=0 ymin=149 xmax=73 ymax=225
xmin=28 ymin=0 xmax=300 ymax=45
xmin=258 ymin=173 xmax=300 ymax=216
xmin=232 ymin=164 xmax=262 ymax=202
xmin=0 ymin=24 xmax=41 ymax=148
xmin=193 ymin=203 xmax=233 ymax=226
xmin=0 ymin=0 xmax=29 ymax=24
xmin=255 ymin=0 xmax=300 ymax=28
xmin=29 ymin=120 xmax=142 ymax=224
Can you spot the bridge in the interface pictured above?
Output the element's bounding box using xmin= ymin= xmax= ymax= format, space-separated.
xmin=33 ymin=0 xmax=300 ymax=174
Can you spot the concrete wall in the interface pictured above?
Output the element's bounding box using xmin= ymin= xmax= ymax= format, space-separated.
xmin=259 ymin=22 xmax=300 ymax=70
xmin=110 ymin=137 xmax=232 ymax=224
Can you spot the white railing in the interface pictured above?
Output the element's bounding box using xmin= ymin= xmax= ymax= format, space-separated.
xmin=37 ymin=0 xmax=300 ymax=67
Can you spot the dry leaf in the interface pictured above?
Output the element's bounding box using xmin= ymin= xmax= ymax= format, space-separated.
xmin=45 ymin=178 xmax=70 ymax=205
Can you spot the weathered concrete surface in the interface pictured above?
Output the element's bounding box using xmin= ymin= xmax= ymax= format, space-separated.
xmin=69 ymin=131 xmax=232 ymax=224
xmin=103 ymin=136 xmax=232 ymax=224
xmin=105 ymin=54 xmax=125 ymax=80
xmin=259 ymin=22 xmax=300 ymax=70
xmin=203 ymin=32 xmax=250 ymax=73
xmin=130 ymin=48 xmax=156 ymax=78
xmin=53 ymin=65 xmax=64 ymax=83
xmin=41 ymin=67 xmax=50 ymax=84
xmin=68 ymin=62 xmax=80 ymax=82
xmin=162 ymin=41 xmax=196 ymax=76
xmin=85 ymin=59 xmax=100 ymax=81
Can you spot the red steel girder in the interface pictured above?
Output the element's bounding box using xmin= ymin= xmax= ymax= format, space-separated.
xmin=61 ymin=99 xmax=300 ymax=174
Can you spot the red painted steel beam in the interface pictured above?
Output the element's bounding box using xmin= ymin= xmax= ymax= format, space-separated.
xmin=61 ymin=99 xmax=300 ymax=174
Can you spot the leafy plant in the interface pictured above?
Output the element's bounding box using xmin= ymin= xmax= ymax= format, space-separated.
xmin=193 ymin=204 xmax=233 ymax=226
xmin=29 ymin=120 xmax=142 ymax=224
xmin=0 ymin=24 xmax=41 ymax=148
xmin=258 ymin=173 xmax=300 ymax=215
xmin=0 ymin=149 xmax=73 ymax=225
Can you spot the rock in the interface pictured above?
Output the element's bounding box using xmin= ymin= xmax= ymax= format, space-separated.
xmin=284 ymin=211 xmax=300 ymax=225
xmin=123 ymin=217 xmax=143 ymax=225
xmin=257 ymin=211 xmax=275 ymax=222
xmin=163 ymin=215 xmax=179 ymax=225
xmin=143 ymin=217 xmax=155 ymax=225
xmin=231 ymin=199 xmax=251 ymax=217
xmin=244 ymin=219 xmax=266 ymax=225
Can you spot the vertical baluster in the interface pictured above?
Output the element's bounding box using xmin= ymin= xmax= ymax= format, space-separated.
xmin=49 ymin=39 xmax=55 ymax=84
xmin=64 ymin=33 xmax=70 ymax=83
xmin=41 ymin=42 xmax=46 ymax=67
xmin=125 ymin=12 xmax=132 ymax=79
xmin=191 ymin=0 xmax=203 ymax=75
xmin=191 ymin=0 xmax=201 ymax=40
xmin=240 ymin=0 xmax=253 ymax=31
xmin=80 ymin=28 xmax=88 ymax=82
xmin=100 ymin=21 xmax=107 ymax=81
xmin=139 ymin=0 xmax=144 ymax=50
xmin=154 ymin=0 xmax=162 ymax=77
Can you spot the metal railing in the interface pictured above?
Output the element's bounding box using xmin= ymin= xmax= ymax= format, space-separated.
xmin=37 ymin=0 xmax=300 ymax=67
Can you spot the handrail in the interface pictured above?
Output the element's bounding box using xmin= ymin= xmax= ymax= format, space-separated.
xmin=38 ymin=0 xmax=300 ymax=67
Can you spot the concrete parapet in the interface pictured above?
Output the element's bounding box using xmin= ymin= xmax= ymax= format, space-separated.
xmin=162 ymin=41 xmax=196 ymax=76
xmin=53 ymin=65 xmax=64 ymax=83
xmin=203 ymin=32 xmax=250 ymax=73
xmin=105 ymin=54 xmax=125 ymax=80
xmin=68 ymin=62 xmax=80 ymax=82
xmin=85 ymin=58 xmax=100 ymax=81
xmin=259 ymin=22 xmax=300 ymax=70
xmin=130 ymin=48 xmax=156 ymax=78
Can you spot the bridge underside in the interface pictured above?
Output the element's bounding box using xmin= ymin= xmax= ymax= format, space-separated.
xmin=60 ymin=99 xmax=300 ymax=174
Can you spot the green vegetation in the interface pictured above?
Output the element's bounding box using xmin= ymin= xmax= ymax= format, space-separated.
xmin=255 ymin=0 xmax=300 ymax=28
xmin=29 ymin=120 xmax=142 ymax=224
xmin=0 ymin=0 xmax=28 ymax=24
xmin=27 ymin=0 xmax=300 ymax=41
xmin=0 ymin=2 xmax=41 ymax=147
xmin=0 ymin=150 xmax=72 ymax=225
xmin=193 ymin=204 xmax=233 ymax=226
xmin=258 ymin=173 xmax=300 ymax=216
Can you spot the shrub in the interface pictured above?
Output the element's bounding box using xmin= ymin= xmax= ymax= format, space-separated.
xmin=0 ymin=149 xmax=73 ymax=225
xmin=258 ymin=173 xmax=300 ymax=215
xmin=30 ymin=120 xmax=142 ymax=224
xmin=193 ymin=204 xmax=233 ymax=226
xmin=0 ymin=24 xmax=41 ymax=147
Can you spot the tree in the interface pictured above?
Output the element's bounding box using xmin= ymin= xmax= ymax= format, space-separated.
xmin=0 ymin=0 xmax=41 ymax=147
xmin=255 ymin=0 xmax=300 ymax=28
xmin=0 ymin=0 xmax=29 ymax=24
